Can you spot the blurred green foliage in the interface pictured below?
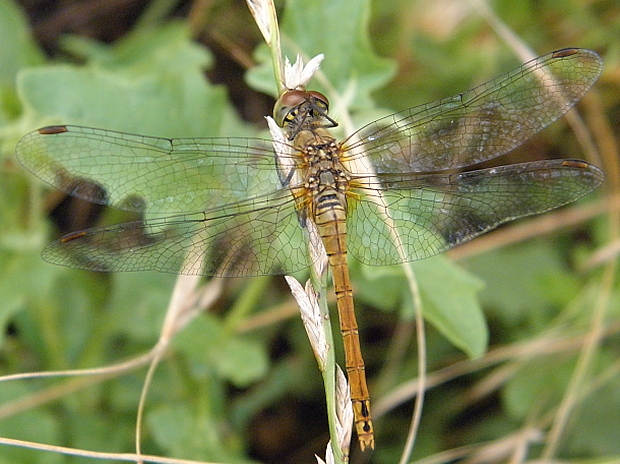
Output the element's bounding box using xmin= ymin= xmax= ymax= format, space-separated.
xmin=0 ymin=0 xmax=618 ymax=463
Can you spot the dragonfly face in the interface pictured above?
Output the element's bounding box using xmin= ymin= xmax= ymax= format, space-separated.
xmin=15 ymin=48 xmax=605 ymax=450
xmin=274 ymin=89 xmax=338 ymax=139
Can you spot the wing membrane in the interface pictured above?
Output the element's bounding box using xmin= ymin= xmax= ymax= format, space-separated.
xmin=345 ymin=49 xmax=603 ymax=173
xmin=41 ymin=188 xmax=310 ymax=277
xmin=347 ymin=160 xmax=603 ymax=265
xmin=16 ymin=49 xmax=604 ymax=277
xmin=15 ymin=125 xmax=287 ymax=214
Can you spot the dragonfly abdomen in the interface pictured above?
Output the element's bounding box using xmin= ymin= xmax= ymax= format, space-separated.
xmin=313 ymin=191 xmax=375 ymax=450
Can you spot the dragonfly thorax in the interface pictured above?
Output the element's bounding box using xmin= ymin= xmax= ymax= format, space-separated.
xmin=289 ymin=129 xmax=352 ymax=221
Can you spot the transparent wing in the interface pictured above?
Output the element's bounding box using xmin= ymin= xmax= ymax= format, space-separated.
xmin=347 ymin=160 xmax=604 ymax=266
xmin=16 ymin=49 xmax=604 ymax=277
xmin=344 ymin=48 xmax=603 ymax=173
xmin=15 ymin=125 xmax=287 ymax=214
xmin=41 ymin=188 xmax=311 ymax=277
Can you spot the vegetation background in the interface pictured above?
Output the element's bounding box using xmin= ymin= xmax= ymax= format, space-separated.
xmin=0 ymin=0 xmax=618 ymax=463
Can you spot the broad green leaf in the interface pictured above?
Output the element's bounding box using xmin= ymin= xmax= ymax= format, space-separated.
xmin=16 ymin=65 xmax=234 ymax=137
xmin=463 ymin=240 xmax=583 ymax=328
xmin=0 ymin=251 xmax=55 ymax=348
xmin=505 ymin=351 xmax=620 ymax=457
xmin=354 ymin=260 xmax=409 ymax=311
xmin=564 ymin=363 xmax=620 ymax=455
xmin=174 ymin=314 xmax=269 ymax=387
xmin=14 ymin=22 xmax=250 ymax=139
xmin=60 ymin=21 xmax=212 ymax=75
xmin=147 ymin=402 xmax=245 ymax=462
xmin=246 ymin=0 xmax=396 ymax=108
xmin=358 ymin=255 xmax=487 ymax=358
xmin=0 ymin=382 xmax=61 ymax=464
xmin=0 ymin=0 xmax=44 ymax=125
xmin=63 ymin=410 xmax=134 ymax=460
xmin=105 ymin=271 xmax=174 ymax=342
xmin=413 ymin=256 xmax=487 ymax=358
xmin=0 ymin=171 xmax=54 ymax=348
xmin=503 ymin=355 xmax=573 ymax=419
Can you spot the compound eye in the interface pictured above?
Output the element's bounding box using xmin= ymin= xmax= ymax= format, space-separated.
xmin=307 ymin=91 xmax=329 ymax=111
xmin=273 ymin=90 xmax=309 ymax=126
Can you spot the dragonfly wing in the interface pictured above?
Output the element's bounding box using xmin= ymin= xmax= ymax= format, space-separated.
xmin=345 ymin=49 xmax=603 ymax=173
xmin=15 ymin=125 xmax=283 ymax=214
xmin=41 ymin=189 xmax=311 ymax=277
xmin=347 ymin=160 xmax=604 ymax=265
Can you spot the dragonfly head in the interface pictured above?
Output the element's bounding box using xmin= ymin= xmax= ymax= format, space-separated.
xmin=273 ymin=90 xmax=337 ymax=138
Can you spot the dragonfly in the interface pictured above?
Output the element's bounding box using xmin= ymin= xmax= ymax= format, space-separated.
xmin=16 ymin=48 xmax=604 ymax=450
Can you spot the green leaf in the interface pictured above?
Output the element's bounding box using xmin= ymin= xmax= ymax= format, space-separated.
xmin=17 ymin=64 xmax=232 ymax=137
xmin=503 ymin=355 xmax=573 ymax=419
xmin=106 ymin=271 xmax=175 ymax=342
xmin=0 ymin=251 xmax=56 ymax=347
xmin=0 ymin=382 xmax=61 ymax=464
xmin=61 ymin=20 xmax=212 ymax=73
xmin=413 ymin=256 xmax=487 ymax=358
xmin=14 ymin=22 xmax=250 ymax=139
xmin=505 ymin=350 xmax=620 ymax=456
xmin=174 ymin=313 xmax=269 ymax=387
xmin=0 ymin=0 xmax=44 ymax=124
xmin=147 ymin=401 xmax=245 ymax=462
xmin=246 ymin=0 xmax=396 ymax=108
xmin=357 ymin=255 xmax=487 ymax=358
xmin=463 ymin=240 xmax=582 ymax=328
xmin=564 ymin=365 xmax=620 ymax=456
xmin=354 ymin=260 xmax=407 ymax=310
